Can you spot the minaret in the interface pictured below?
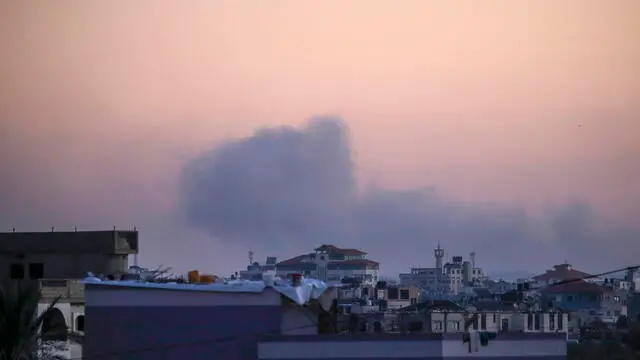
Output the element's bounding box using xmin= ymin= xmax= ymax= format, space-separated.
xmin=434 ymin=242 xmax=444 ymax=273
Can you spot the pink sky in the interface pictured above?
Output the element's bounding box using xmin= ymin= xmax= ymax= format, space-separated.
xmin=1 ymin=1 xmax=638 ymax=275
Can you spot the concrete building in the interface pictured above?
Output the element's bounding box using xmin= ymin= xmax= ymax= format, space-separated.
xmin=257 ymin=333 xmax=567 ymax=360
xmin=276 ymin=245 xmax=379 ymax=285
xmin=82 ymin=276 xmax=339 ymax=360
xmin=239 ymin=255 xmax=278 ymax=280
xmin=398 ymin=301 xmax=569 ymax=335
xmin=0 ymin=229 xmax=139 ymax=359
xmin=443 ymin=255 xmax=486 ymax=295
xmin=531 ymin=264 xmax=592 ymax=288
xmin=82 ymin=277 xmax=567 ymax=359
xmin=399 ymin=245 xmax=485 ymax=296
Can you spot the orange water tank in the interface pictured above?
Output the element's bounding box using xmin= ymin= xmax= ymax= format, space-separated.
xmin=187 ymin=270 xmax=200 ymax=283
xmin=199 ymin=274 xmax=215 ymax=284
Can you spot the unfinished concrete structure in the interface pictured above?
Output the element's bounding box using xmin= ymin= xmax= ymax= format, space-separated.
xmin=0 ymin=229 xmax=139 ymax=359
xmin=0 ymin=229 xmax=139 ymax=302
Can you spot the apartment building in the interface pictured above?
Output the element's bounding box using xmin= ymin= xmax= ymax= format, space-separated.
xmin=276 ymin=245 xmax=379 ymax=285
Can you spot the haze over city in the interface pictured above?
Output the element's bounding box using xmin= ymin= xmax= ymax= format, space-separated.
xmin=1 ymin=1 xmax=638 ymax=277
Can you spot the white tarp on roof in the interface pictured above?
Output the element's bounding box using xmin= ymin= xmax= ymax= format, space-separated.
xmin=82 ymin=275 xmax=335 ymax=306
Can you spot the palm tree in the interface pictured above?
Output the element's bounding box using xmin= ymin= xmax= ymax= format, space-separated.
xmin=0 ymin=280 xmax=67 ymax=360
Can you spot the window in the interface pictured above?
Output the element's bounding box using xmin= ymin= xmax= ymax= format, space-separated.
xmin=76 ymin=315 xmax=85 ymax=332
xmin=473 ymin=316 xmax=479 ymax=330
xmin=493 ymin=314 xmax=497 ymax=323
xmin=557 ymin=314 xmax=563 ymax=330
xmin=448 ymin=321 xmax=460 ymax=331
xmin=480 ymin=314 xmax=487 ymax=330
xmin=566 ymin=295 xmax=573 ymax=302
xmin=10 ymin=264 xmax=24 ymax=279
xmin=29 ymin=263 xmax=44 ymax=279
xmin=434 ymin=320 xmax=443 ymax=331
xmin=549 ymin=313 xmax=555 ymax=331
xmin=408 ymin=321 xmax=423 ymax=333
xmin=388 ymin=287 xmax=399 ymax=300
xmin=400 ymin=289 xmax=410 ymax=300
xmin=534 ymin=314 xmax=540 ymax=330
xmin=527 ymin=313 xmax=533 ymax=330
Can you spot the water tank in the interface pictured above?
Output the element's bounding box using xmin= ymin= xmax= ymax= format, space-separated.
xmin=462 ymin=261 xmax=472 ymax=285
xmin=199 ymin=274 xmax=215 ymax=284
xmin=187 ymin=270 xmax=200 ymax=283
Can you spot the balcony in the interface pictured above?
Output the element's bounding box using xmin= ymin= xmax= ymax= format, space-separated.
xmin=40 ymin=279 xmax=85 ymax=302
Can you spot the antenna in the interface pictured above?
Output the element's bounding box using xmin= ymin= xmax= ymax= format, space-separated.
xmin=248 ymin=249 xmax=254 ymax=264
xmin=470 ymin=252 xmax=476 ymax=269
xmin=74 ymin=226 xmax=77 ymax=232
xmin=51 ymin=227 xmax=55 ymax=232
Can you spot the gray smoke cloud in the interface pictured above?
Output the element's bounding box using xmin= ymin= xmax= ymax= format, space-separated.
xmin=179 ymin=116 xmax=640 ymax=274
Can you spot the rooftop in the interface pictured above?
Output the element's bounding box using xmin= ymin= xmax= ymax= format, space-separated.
xmin=542 ymin=279 xmax=603 ymax=294
xmin=314 ymin=244 xmax=366 ymax=255
xmin=82 ymin=274 xmax=338 ymax=305
xmin=0 ymin=229 xmax=139 ymax=254
xmin=532 ymin=263 xmax=591 ymax=282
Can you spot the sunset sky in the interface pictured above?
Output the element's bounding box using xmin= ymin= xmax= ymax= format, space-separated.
xmin=1 ymin=1 xmax=638 ymax=276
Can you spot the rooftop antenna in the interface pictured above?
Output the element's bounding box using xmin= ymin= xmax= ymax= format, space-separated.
xmin=248 ymin=249 xmax=254 ymax=264
xmin=470 ymin=252 xmax=476 ymax=269
xmin=51 ymin=227 xmax=55 ymax=232
xmin=113 ymin=226 xmax=117 ymax=231
xmin=74 ymin=226 xmax=77 ymax=232
xmin=11 ymin=228 xmax=15 ymax=232
xmin=134 ymin=225 xmax=137 ymax=231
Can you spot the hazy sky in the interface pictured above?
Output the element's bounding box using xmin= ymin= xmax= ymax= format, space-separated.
xmin=1 ymin=1 xmax=638 ymax=277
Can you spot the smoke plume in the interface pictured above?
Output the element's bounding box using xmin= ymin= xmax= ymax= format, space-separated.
xmin=179 ymin=116 xmax=640 ymax=273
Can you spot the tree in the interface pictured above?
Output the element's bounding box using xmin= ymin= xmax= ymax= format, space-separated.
xmin=0 ymin=280 xmax=68 ymax=360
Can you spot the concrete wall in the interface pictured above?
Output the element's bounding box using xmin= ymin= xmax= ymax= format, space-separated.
xmin=257 ymin=333 xmax=567 ymax=359
xmin=83 ymin=285 xmax=317 ymax=360
xmin=0 ymin=253 xmax=129 ymax=279
xmin=37 ymin=301 xmax=82 ymax=360
xmin=0 ymin=230 xmax=138 ymax=280
xmin=0 ymin=230 xmax=138 ymax=254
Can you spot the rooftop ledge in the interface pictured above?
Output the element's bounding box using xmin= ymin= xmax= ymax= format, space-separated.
xmin=82 ymin=275 xmax=340 ymax=306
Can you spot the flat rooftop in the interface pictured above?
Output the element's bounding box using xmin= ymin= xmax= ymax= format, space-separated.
xmin=0 ymin=229 xmax=139 ymax=254
xmin=83 ymin=276 xmax=338 ymax=305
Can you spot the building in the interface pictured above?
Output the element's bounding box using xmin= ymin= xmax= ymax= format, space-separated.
xmin=257 ymin=333 xmax=567 ymax=360
xmin=398 ymin=300 xmax=569 ymax=335
xmin=276 ymin=245 xmax=379 ymax=285
xmin=542 ymin=280 xmax=604 ymax=311
xmin=531 ymin=264 xmax=592 ymax=287
xmin=443 ymin=254 xmax=486 ymax=295
xmin=239 ymin=255 xmax=278 ymax=280
xmin=0 ymin=229 xmax=139 ymax=359
xmin=82 ymin=275 xmax=339 ymax=360
xmin=82 ymin=276 xmax=567 ymax=359
xmin=399 ymin=245 xmax=485 ymax=296
xmin=0 ymin=229 xmax=139 ymax=283
xmin=399 ymin=267 xmax=450 ymax=296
